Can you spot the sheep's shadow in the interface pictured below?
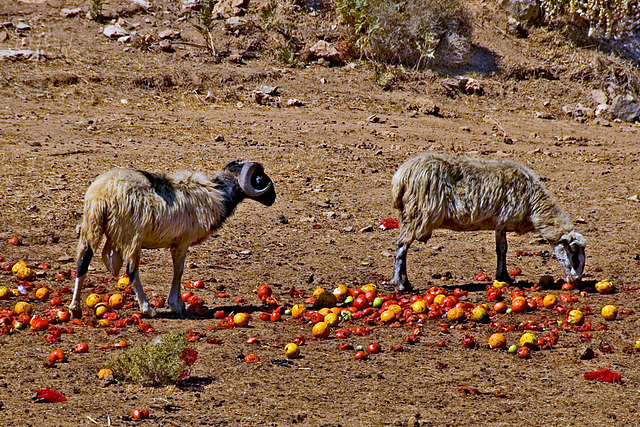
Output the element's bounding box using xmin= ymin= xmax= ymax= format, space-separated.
xmin=155 ymin=304 xmax=273 ymax=320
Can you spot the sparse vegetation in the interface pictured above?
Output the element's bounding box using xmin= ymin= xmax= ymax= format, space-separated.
xmin=88 ymin=0 xmax=102 ymax=21
xmin=188 ymin=0 xmax=219 ymax=54
xmin=335 ymin=0 xmax=473 ymax=69
xmin=539 ymin=0 xmax=640 ymax=40
xmin=108 ymin=332 xmax=197 ymax=387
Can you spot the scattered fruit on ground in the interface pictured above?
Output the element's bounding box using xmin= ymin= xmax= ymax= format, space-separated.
xmin=601 ymin=305 xmax=618 ymax=321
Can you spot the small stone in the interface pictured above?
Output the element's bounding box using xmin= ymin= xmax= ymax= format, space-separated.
xmin=158 ymin=40 xmax=174 ymax=52
xmin=628 ymin=194 xmax=639 ymax=202
xmin=286 ymin=98 xmax=303 ymax=107
xmin=578 ymin=347 xmax=595 ymax=360
xmin=360 ymin=226 xmax=374 ymax=233
xmin=103 ymin=24 xmax=129 ymax=39
xmin=16 ymin=22 xmax=30 ymax=32
xmin=309 ymin=40 xmax=342 ymax=64
xmin=225 ymin=17 xmax=248 ymax=30
xmin=158 ymin=29 xmax=181 ymax=40
xmin=260 ymin=85 xmax=279 ymax=96
xmin=60 ymin=8 xmax=83 ymax=18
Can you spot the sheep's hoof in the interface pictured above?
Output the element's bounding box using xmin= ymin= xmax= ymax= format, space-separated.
xmin=394 ymin=280 xmax=413 ymax=294
xmin=141 ymin=306 xmax=157 ymax=318
xmin=69 ymin=306 xmax=82 ymax=319
xmin=168 ymin=302 xmax=185 ymax=316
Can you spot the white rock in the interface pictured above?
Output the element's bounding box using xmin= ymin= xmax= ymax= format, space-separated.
xmin=103 ymin=24 xmax=129 ymax=39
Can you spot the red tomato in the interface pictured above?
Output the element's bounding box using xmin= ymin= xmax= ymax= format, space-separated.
xmin=353 ymin=294 xmax=370 ymax=310
xmin=257 ymin=284 xmax=272 ymax=301
xmin=214 ymin=310 xmax=226 ymax=319
xmin=181 ymin=292 xmax=194 ymax=302
xmin=462 ymin=335 xmax=476 ymax=349
xmin=517 ymin=346 xmax=531 ymax=359
xmin=258 ymin=312 xmax=271 ymax=321
xmin=366 ymin=342 xmax=381 ymax=354
xmin=381 ymin=300 xmax=399 ymax=310
xmin=475 ymin=272 xmax=488 ymax=281
xmin=270 ymin=311 xmax=281 ymax=322
xmin=364 ymin=290 xmax=376 ymax=302
xmin=510 ymin=298 xmax=527 ymax=313
xmin=348 ymin=288 xmax=363 ymax=298
xmin=132 ymin=408 xmax=149 ymax=419
xmin=49 ymin=349 xmax=65 ymax=363
xmin=74 ymin=342 xmax=89 ymax=353
xmin=424 ymin=294 xmax=435 ymax=305
xmin=354 ymin=350 xmax=368 ymax=360
xmin=409 ymin=295 xmax=422 ymax=304
xmin=49 ymin=298 xmax=62 ymax=307
xmin=493 ymin=301 xmax=507 ymax=314
xmin=193 ymin=279 xmax=205 ymax=288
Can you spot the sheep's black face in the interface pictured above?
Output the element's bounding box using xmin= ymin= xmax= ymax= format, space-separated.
xmin=224 ymin=159 xmax=276 ymax=206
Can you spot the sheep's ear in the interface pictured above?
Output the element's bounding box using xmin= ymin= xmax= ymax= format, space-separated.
xmin=222 ymin=159 xmax=244 ymax=172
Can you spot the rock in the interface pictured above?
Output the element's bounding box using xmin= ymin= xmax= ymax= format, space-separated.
xmin=578 ymin=347 xmax=595 ymax=360
xmin=0 ymin=22 xmax=13 ymax=29
xmin=610 ymin=94 xmax=640 ymax=122
xmin=16 ymin=22 xmax=30 ymax=32
xmin=594 ymin=117 xmax=611 ymax=127
xmin=360 ymin=226 xmax=374 ymax=233
xmin=0 ymin=49 xmax=46 ymax=61
xmin=60 ymin=8 xmax=83 ymax=18
xmin=501 ymin=0 xmax=539 ymax=24
xmin=228 ymin=53 xmax=244 ymax=64
xmin=116 ymin=18 xmax=136 ymax=31
xmin=225 ymin=17 xmax=248 ymax=31
xmin=594 ymin=103 xmax=610 ymax=118
xmin=213 ymin=0 xmax=250 ymax=18
xmin=129 ymin=0 xmax=152 ymax=10
xmin=629 ymin=194 xmax=639 ymax=202
xmin=309 ymin=40 xmax=342 ymax=64
xmin=158 ymin=29 xmax=181 ymax=40
xmin=286 ymin=98 xmax=304 ymax=107
xmin=253 ymin=90 xmax=280 ymax=106
xmin=158 ymin=40 xmax=174 ymax=52
xmin=562 ymin=104 xmax=594 ymax=122
xmin=459 ymin=77 xmax=483 ymax=95
xmin=590 ymin=89 xmax=608 ymax=105
xmin=0 ymin=31 xmax=7 ymax=42
xmin=506 ymin=16 xmax=528 ymax=38
xmin=103 ymin=24 xmax=129 ymax=39
xmin=259 ymin=85 xmax=278 ymax=96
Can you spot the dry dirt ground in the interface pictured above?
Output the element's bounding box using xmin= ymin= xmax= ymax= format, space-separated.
xmin=1 ymin=0 xmax=640 ymax=426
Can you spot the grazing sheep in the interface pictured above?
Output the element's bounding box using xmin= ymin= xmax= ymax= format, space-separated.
xmin=69 ymin=159 xmax=276 ymax=317
xmin=390 ymin=152 xmax=585 ymax=291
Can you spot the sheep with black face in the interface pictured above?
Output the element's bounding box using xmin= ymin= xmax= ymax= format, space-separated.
xmin=390 ymin=152 xmax=585 ymax=292
xmin=69 ymin=159 xmax=275 ymax=317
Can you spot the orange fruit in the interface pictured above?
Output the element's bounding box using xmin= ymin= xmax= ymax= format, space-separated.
xmin=380 ymin=309 xmax=396 ymax=323
xmin=312 ymin=321 xmax=330 ymax=338
xmin=488 ymin=333 xmax=507 ymax=349
xmin=16 ymin=266 xmax=34 ymax=281
xmin=14 ymin=301 xmax=32 ymax=316
xmin=85 ymin=293 xmax=102 ymax=308
xmin=324 ymin=312 xmax=339 ymax=327
xmin=542 ymin=294 xmax=557 ymax=309
xmin=412 ymin=300 xmax=427 ymax=313
xmin=291 ymin=304 xmax=307 ymax=319
xmin=98 ymin=368 xmax=113 ymax=379
xmin=361 ymin=283 xmax=377 ymax=293
xmin=108 ymin=293 xmax=125 ymax=309
xmin=35 ymin=287 xmax=50 ymax=300
xmin=446 ymin=306 xmax=465 ymax=322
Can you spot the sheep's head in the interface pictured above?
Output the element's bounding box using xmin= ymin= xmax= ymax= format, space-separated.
xmin=553 ymin=231 xmax=586 ymax=285
xmin=223 ymin=159 xmax=276 ymax=206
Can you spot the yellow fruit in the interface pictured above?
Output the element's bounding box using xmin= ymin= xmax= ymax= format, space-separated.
xmin=332 ymin=284 xmax=348 ymax=301
xmin=488 ymin=333 xmax=507 ymax=349
xmin=95 ymin=303 xmax=109 ymax=318
xmin=520 ymin=332 xmax=537 ymax=349
xmin=108 ymin=293 xmax=125 ymax=309
xmin=470 ymin=306 xmax=489 ymax=323
xmin=447 ymin=306 xmax=466 ymax=322
xmin=233 ymin=312 xmax=250 ymax=327
xmin=387 ymin=304 xmax=403 ymax=315
xmin=542 ymin=294 xmax=557 ymax=309
xmin=567 ymin=309 xmax=584 ymax=325
xmin=97 ymin=368 xmax=113 ymax=379
xmin=16 ymin=266 xmax=34 ymax=281
xmin=284 ymin=342 xmax=300 ymax=359
xmin=312 ymin=288 xmax=326 ymax=298
xmin=14 ymin=301 xmax=32 ymax=316
xmin=11 ymin=261 xmax=27 ymax=275
xmin=0 ymin=286 xmax=9 ymax=300
xmin=411 ymin=300 xmax=427 ymax=314
xmin=116 ymin=276 xmax=130 ymax=290
xmin=361 ymin=283 xmax=377 ymax=293
xmin=291 ymin=303 xmax=307 ymax=319
xmin=493 ymin=280 xmax=508 ymax=289
xmin=434 ymin=294 xmax=445 ymax=305
xmin=380 ymin=309 xmax=396 ymax=323
xmin=35 ymin=287 xmax=50 ymax=300
xmin=98 ymin=318 xmax=111 ymax=327
xmin=324 ymin=312 xmax=339 ymax=327
xmin=635 ymin=340 xmax=640 ymax=352
xmin=595 ymin=280 xmax=613 ymax=294
xmin=86 ymin=293 xmax=102 ymax=308
xmin=601 ymin=305 xmax=618 ymax=321
xmin=312 ymin=321 xmax=330 ymax=338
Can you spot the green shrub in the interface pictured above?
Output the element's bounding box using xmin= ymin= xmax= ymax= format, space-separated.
xmin=336 ymin=0 xmax=473 ymax=69
xmin=108 ymin=332 xmax=197 ymax=387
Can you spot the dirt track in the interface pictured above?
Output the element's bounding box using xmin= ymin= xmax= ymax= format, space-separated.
xmin=1 ymin=0 xmax=640 ymax=425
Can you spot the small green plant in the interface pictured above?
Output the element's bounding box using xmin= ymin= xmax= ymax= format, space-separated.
xmin=259 ymin=2 xmax=304 ymax=66
xmin=88 ymin=0 xmax=102 ymax=21
xmin=108 ymin=332 xmax=197 ymax=387
xmin=188 ymin=0 xmax=218 ymax=54
xmin=374 ymin=65 xmax=396 ymax=90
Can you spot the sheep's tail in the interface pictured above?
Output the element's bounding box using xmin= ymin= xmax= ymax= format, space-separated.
xmin=391 ymin=169 xmax=406 ymax=213
xmin=76 ymin=197 xmax=108 ymax=261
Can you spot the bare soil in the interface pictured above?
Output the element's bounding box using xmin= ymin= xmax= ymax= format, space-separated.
xmin=1 ymin=1 xmax=640 ymax=426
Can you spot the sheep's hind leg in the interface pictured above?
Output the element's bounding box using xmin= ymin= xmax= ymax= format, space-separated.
xmin=167 ymin=247 xmax=187 ymax=315
xmin=392 ymin=233 xmax=417 ymax=293
xmin=495 ymin=228 xmax=513 ymax=284
xmin=69 ymin=244 xmax=93 ymax=318
xmin=128 ymin=259 xmax=156 ymax=318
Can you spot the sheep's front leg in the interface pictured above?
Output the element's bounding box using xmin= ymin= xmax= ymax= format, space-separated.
xmin=167 ymin=247 xmax=188 ymax=315
xmin=69 ymin=244 xmax=93 ymax=318
xmin=392 ymin=232 xmax=417 ymax=292
xmin=129 ymin=259 xmax=156 ymax=318
xmin=495 ymin=228 xmax=512 ymax=283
